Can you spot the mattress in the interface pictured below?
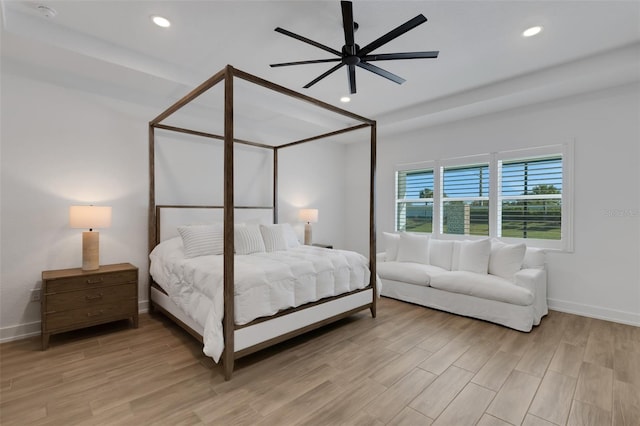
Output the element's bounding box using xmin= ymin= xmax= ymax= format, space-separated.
xmin=149 ymin=237 xmax=371 ymax=362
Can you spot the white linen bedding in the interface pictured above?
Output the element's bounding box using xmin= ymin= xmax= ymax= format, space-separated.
xmin=149 ymin=237 xmax=371 ymax=362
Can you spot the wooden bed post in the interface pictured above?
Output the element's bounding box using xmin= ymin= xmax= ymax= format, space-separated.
xmin=223 ymin=65 xmax=235 ymax=380
xmin=148 ymin=123 xmax=156 ymax=313
xmin=369 ymin=122 xmax=377 ymax=318
xmin=273 ymin=148 xmax=278 ymax=224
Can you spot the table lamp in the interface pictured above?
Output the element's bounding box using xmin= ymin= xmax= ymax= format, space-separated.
xmin=70 ymin=205 xmax=112 ymax=271
xmin=299 ymin=208 xmax=318 ymax=245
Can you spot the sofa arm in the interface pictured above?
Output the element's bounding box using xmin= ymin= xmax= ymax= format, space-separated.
xmin=514 ymin=268 xmax=548 ymax=322
xmin=376 ymin=252 xmax=387 ymax=262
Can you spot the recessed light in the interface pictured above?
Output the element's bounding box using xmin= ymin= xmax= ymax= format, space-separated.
xmin=151 ymin=15 xmax=171 ymax=28
xmin=340 ymin=96 xmax=351 ymax=103
xmin=522 ymin=26 xmax=543 ymax=37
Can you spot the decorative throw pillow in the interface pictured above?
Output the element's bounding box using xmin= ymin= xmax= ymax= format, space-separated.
xmin=429 ymin=239 xmax=455 ymax=270
xmin=457 ymin=239 xmax=492 ymax=274
xmin=234 ymin=224 xmax=266 ymax=255
xmin=178 ymin=224 xmax=224 ymax=258
xmin=396 ymin=232 xmax=430 ymax=264
xmin=281 ymin=223 xmax=300 ymax=248
xmin=383 ymin=232 xmax=400 ymax=261
xmin=489 ymin=239 xmax=527 ymax=280
xmin=260 ymin=224 xmax=288 ymax=252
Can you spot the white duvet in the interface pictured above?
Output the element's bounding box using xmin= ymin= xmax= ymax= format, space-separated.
xmin=149 ymin=237 xmax=371 ymax=362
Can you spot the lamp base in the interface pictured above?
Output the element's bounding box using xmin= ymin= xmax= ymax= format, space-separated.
xmin=82 ymin=231 xmax=100 ymax=271
xmin=304 ymin=223 xmax=313 ymax=245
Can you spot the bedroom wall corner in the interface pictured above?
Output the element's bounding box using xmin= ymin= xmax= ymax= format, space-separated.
xmin=277 ymin=141 xmax=348 ymax=249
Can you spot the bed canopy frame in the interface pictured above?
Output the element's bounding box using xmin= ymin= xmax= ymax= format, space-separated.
xmin=148 ymin=65 xmax=376 ymax=379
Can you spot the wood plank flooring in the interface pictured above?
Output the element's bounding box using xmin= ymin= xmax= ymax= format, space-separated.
xmin=1 ymin=297 xmax=638 ymax=425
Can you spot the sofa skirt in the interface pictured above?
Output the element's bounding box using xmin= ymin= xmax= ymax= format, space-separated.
xmin=380 ymin=278 xmax=541 ymax=332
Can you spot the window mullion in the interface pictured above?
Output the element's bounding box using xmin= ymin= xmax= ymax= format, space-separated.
xmin=490 ymin=153 xmax=499 ymax=238
xmin=433 ymin=163 xmax=442 ymax=237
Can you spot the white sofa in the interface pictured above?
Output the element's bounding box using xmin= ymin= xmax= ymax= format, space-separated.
xmin=378 ymin=232 xmax=548 ymax=332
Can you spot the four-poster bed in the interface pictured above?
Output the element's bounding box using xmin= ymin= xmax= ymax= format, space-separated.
xmin=148 ymin=65 xmax=377 ymax=380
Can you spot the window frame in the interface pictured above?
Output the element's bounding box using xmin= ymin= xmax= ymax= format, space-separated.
xmin=394 ymin=161 xmax=435 ymax=234
xmin=439 ymin=155 xmax=491 ymax=237
xmin=394 ymin=142 xmax=574 ymax=251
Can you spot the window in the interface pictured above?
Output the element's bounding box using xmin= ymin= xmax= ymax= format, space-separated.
xmin=441 ymin=163 xmax=489 ymax=236
xmin=394 ymin=143 xmax=573 ymax=250
xmin=396 ymin=168 xmax=434 ymax=233
xmin=499 ymin=156 xmax=563 ymax=240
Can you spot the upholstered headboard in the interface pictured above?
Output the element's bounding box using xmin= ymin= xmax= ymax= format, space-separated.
xmin=156 ymin=205 xmax=274 ymax=242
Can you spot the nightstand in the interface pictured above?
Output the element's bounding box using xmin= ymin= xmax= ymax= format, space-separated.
xmin=41 ymin=263 xmax=138 ymax=350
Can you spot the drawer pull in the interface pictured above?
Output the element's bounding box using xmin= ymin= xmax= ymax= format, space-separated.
xmin=86 ymin=278 xmax=104 ymax=284
xmin=85 ymin=293 xmax=103 ymax=300
xmin=86 ymin=310 xmax=104 ymax=317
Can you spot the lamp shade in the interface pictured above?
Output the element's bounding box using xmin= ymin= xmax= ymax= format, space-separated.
xmin=299 ymin=208 xmax=318 ymax=224
xmin=69 ymin=205 xmax=112 ymax=229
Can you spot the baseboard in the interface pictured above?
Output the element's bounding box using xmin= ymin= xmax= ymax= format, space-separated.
xmin=3 ymin=299 xmax=636 ymax=343
xmin=0 ymin=321 xmax=41 ymax=344
xmin=548 ymin=298 xmax=640 ymax=327
xmin=0 ymin=300 xmax=151 ymax=344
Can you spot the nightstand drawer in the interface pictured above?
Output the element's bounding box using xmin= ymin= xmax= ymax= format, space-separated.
xmin=45 ymin=301 xmax=137 ymax=330
xmin=45 ymin=284 xmax=137 ymax=311
xmin=46 ymin=270 xmax=137 ymax=293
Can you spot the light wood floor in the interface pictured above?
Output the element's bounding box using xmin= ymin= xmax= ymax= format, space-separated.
xmin=1 ymin=297 xmax=639 ymax=425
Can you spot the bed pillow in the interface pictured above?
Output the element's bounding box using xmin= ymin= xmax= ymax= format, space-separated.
xmin=150 ymin=236 xmax=183 ymax=260
xmin=383 ymin=232 xmax=400 ymax=261
xmin=177 ymin=224 xmax=224 ymax=258
xmin=456 ymin=239 xmax=492 ymax=274
xmin=235 ymin=224 xmax=266 ymax=255
xmin=429 ymin=239 xmax=454 ymax=270
xmin=260 ymin=224 xmax=288 ymax=252
xmin=489 ymin=239 xmax=527 ymax=280
xmin=396 ymin=232 xmax=430 ymax=264
xmin=281 ymin=223 xmax=300 ymax=248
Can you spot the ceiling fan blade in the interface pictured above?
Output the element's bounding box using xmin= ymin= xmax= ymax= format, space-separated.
xmin=341 ymin=1 xmax=356 ymax=54
xmin=270 ymin=58 xmax=342 ymax=67
xmin=275 ymin=27 xmax=342 ymax=56
xmin=348 ymin=64 xmax=356 ymax=94
xmin=361 ymin=51 xmax=439 ymax=61
xmin=303 ymin=63 xmax=345 ymax=88
xmin=358 ymin=14 xmax=428 ymax=56
xmin=357 ymin=61 xmax=406 ymax=85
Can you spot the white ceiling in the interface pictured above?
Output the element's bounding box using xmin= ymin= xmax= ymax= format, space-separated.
xmin=2 ymin=0 xmax=639 ymax=141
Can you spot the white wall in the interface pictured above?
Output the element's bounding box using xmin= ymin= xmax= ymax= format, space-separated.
xmin=278 ymin=140 xmax=347 ymax=248
xmin=346 ymin=82 xmax=640 ymax=326
xmin=1 ymin=73 xmax=149 ymax=340
xmin=0 ymin=73 xmax=350 ymax=341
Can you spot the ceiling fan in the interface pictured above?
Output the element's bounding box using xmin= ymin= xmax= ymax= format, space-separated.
xmin=270 ymin=0 xmax=439 ymax=94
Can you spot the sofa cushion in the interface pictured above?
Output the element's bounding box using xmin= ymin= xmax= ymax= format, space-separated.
xmin=377 ymin=261 xmax=447 ymax=286
xmin=430 ymin=271 xmax=534 ymax=306
xmin=384 ymin=232 xmax=400 ymax=261
xmin=455 ymin=239 xmax=491 ymax=274
xmin=397 ymin=232 xmax=430 ymax=264
xmin=429 ymin=239 xmax=454 ymax=270
xmin=489 ymin=240 xmax=526 ymax=281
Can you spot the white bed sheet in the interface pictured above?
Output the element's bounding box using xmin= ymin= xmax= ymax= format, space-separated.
xmin=149 ymin=237 xmax=371 ymax=362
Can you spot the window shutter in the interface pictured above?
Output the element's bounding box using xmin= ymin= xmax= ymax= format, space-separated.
xmin=441 ymin=164 xmax=490 ymax=236
xmin=396 ymin=169 xmax=434 ymax=232
xmin=499 ymin=156 xmax=562 ymax=240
